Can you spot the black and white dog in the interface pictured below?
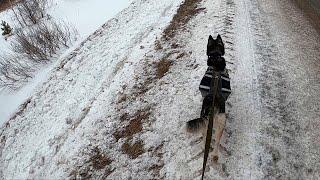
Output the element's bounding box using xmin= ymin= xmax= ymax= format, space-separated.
xmin=187 ymin=34 xmax=231 ymax=160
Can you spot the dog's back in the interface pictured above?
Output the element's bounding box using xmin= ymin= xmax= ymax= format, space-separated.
xmin=199 ymin=66 xmax=231 ymax=99
xmin=187 ymin=34 xmax=231 ymax=131
xmin=187 ymin=34 xmax=231 ymax=165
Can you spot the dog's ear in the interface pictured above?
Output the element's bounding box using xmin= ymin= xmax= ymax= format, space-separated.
xmin=216 ymin=34 xmax=223 ymax=44
xmin=207 ymin=35 xmax=214 ymax=56
xmin=208 ymin=35 xmax=214 ymax=46
xmin=216 ymin=34 xmax=225 ymax=55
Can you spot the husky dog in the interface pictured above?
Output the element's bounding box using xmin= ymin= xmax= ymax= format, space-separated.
xmin=187 ymin=34 xmax=231 ymax=160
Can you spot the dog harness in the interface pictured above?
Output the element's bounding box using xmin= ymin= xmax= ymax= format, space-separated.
xmin=199 ymin=66 xmax=231 ymax=100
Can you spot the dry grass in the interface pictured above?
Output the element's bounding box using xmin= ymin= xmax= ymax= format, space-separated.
xmin=117 ymin=93 xmax=127 ymax=104
xmin=113 ymin=117 xmax=142 ymax=141
xmin=90 ymin=147 xmax=112 ymax=170
xmin=133 ymin=76 xmax=155 ymax=97
xmin=121 ymin=140 xmax=145 ymax=159
xmin=121 ymin=60 xmax=156 ymax=100
xmin=69 ymin=168 xmax=92 ymax=180
xmin=148 ymin=143 xmax=164 ymax=178
xmin=154 ymin=39 xmax=163 ymax=50
xmin=69 ymin=147 xmax=113 ymax=179
xmin=0 ymin=136 xmax=6 ymax=152
xmin=113 ymin=109 xmax=151 ymax=141
xmin=156 ymin=59 xmax=172 ymax=79
xmin=162 ymin=0 xmax=205 ymax=40
xmin=176 ymin=52 xmax=186 ymax=59
xmin=155 ymin=0 xmax=204 ymax=79
xmin=114 ymin=108 xmax=150 ymax=159
xmin=119 ymin=112 xmax=129 ymax=122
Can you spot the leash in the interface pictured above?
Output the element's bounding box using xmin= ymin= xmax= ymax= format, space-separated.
xmin=201 ymin=70 xmax=220 ymax=180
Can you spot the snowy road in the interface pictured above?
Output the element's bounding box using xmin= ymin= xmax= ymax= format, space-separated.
xmin=0 ymin=0 xmax=319 ymax=179
xmin=224 ymin=0 xmax=320 ymax=179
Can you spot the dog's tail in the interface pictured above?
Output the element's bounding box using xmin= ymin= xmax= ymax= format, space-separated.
xmin=186 ymin=118 xmax=206 ymax=132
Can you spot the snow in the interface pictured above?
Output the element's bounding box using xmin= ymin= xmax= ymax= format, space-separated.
xmin=0 ymin=0 xmax=319 ymax=179
xmin=50 ymin=0 xmax=132 ymax=39
xmin=0 ymin=10 xmax=12 ymax=54
xmin=0 ymin=0 xmax=131 ymax=125
xmin=0 ymin=63 xmax=53 ymax=123
xmin=0 ymin=0 xmax=184 ymax=178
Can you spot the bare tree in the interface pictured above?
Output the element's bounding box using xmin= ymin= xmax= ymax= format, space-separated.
xmin=10 ymin=19 xmax=78 ymax=62
xmin=0 ymin=54 xmax=34 ymax=91
xmin=0 ymin=0 xmax=78 ymax=91
xmin=12 ymin=0 xmax=50 ymax=27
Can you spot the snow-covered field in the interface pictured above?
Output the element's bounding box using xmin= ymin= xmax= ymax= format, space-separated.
xmin=0 ymin=0 xmax=131 ymax=125
xmin=0 ymin=0 xmax=319 ymax=179
xmin=50 ymin=0 xmax=133 ymax=38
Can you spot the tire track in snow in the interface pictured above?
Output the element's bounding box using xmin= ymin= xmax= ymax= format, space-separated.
xmin=222 ymin=0 xmax=265 ymax=178
xmin=248 ymin=0 xmax=298 ymax=178
xmin=249 ymin=0 xmax=320 ymax=179
xmin=228 ymin=0 xmax=320 ymax=179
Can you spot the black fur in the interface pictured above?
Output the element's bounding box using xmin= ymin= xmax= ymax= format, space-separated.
xmin=187 ymin=34 xmax=227 ymax=132
xmin=207 ymin=34 xmax=225 ymax=56
xmin=207 ymin=34 xmax=226 ymax=71
xmin=207 ymin=56 xmax=226 ymax=71
xmin=187 ymin=118 xmax=206 ymax=132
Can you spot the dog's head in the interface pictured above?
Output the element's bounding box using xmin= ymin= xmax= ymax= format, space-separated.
xmin=207 ymin=34 xmax=225 ymax=56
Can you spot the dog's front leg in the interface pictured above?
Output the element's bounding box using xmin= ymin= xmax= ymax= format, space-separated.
xmin=212 ymin=113 xmax=226 ymax=162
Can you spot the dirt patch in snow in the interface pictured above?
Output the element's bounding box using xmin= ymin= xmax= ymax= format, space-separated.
xmin=156 ymin=58 xmax=172 ymax=79
xmin=154 ymin=47 xmax=187 ymax=79
xmin=148 ymin=143 xmax=164 ymax=177
xmin=69 ymin=147 xmax=113 ymax=179
xmin=113 ymin=108 xmax=151 ymax=141
xmin=119 ymin=112 xmax=129 ymax=122
xmin=69 ymin=147 xmax=114 ymax=179
xmin=121 ymin=4 xmax=200 ymax=100
xmin=89 ymin=147 xmax=113 ymax=170
xmin=121 ymin=140 xmax=145 ymax=159
xmin=163 ymin=0 xmax=205 ymax=40
xmin=0 ymin=0 xmax=20 ymax=12
xmin=154 ymin=39 xmax=163 ymax=51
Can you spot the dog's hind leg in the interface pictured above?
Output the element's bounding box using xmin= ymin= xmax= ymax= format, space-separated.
xmin=212 ymin=113 xmax=226 ymax=162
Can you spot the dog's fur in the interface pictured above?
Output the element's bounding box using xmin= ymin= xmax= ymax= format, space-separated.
xmin=207 ymin=34 xmax=225 ymax=57
xmin=187 ymin=34 xmax=228 ymax=161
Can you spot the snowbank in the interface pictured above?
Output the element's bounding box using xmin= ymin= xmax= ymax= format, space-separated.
xmin=0 ymin=0 xmax=131 ymax=125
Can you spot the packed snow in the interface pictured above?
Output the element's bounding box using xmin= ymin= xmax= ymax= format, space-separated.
xmin=0 ymin=0 xmax=319 ymax=179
